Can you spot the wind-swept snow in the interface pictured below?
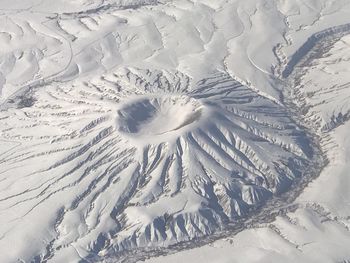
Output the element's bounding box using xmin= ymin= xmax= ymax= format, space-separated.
xmin=1 ymin=0 xmax=350 ymax=262
xmin=0 ymin=68 xmax=311 ymax=262
xmin=145 ymin=10 xmax=350 ymax=263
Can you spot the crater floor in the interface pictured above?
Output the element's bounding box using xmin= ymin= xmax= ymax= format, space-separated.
xmin=117 ymin=95 xmax=205 ymax=138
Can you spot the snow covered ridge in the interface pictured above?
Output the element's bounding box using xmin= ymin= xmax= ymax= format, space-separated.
xmin=285 ymin=32 xmax=350 ymax=133
xmin=143 ymin=21 xmax=350 ymax=263
xmin=1 ymin=0 xmax=350 ymax=262
xmin=3 ymin=0 xmax=350 ymax=104
xmin=281 ymin=23 xmax=350 ymax=78
xmin=0 ymin=68 xmax=312 ymax=261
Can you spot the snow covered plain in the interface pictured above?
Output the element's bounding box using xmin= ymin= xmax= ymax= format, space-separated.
xmin=1 ymin=0 xmax=350 ymax=262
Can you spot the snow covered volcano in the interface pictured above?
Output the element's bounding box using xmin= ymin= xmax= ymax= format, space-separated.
xmin=0 ymin=68 xmax=311 ymax=261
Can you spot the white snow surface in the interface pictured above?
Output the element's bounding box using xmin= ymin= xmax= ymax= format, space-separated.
xmin=145 ymin=12 xmax=350 ymax=263
xmin=0 ymin=0 xmax=350 ymax=262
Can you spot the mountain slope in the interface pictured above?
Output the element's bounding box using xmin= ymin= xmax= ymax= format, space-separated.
xmin=1 ymin=0 xmax=350 ymax=262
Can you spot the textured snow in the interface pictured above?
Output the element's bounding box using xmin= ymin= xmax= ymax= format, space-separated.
xmin=0 ymin=68 xmax=310 ymax=262
xmin=1 ymin=0 xmax=350 ymax=262
xmin=145 ymin=11 xmax=350 ymax=263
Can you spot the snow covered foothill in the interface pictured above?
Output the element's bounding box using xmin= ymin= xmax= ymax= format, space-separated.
xmin=144 ymin=107 xmax=350 ymax=263
xmin=1 ymin=0 xmax=350 ymax=263
xmin=144 ymin=8 xmax=350 ymax=263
